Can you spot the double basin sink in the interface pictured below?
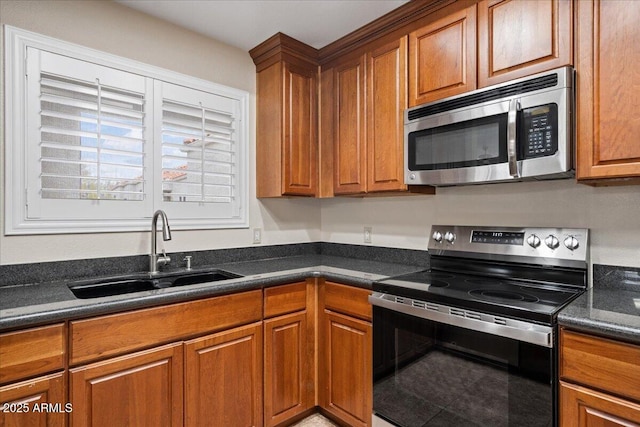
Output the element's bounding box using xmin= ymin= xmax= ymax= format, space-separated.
xmin=69 ymin=269 xmax=242 ymax=299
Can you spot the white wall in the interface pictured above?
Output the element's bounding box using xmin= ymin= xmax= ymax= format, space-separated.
xmin=0 ymin=0 xmax=321 ymax=264
xmin=321 ymin=179 xmax=640 ymax=268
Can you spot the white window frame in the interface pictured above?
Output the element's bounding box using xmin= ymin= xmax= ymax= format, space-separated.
xmin=4 ymin=26 xmax=249 ymax=234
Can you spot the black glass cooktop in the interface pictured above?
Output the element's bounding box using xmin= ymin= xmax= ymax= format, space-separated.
xmin=373 ymin=270 xmax=585 ymax=325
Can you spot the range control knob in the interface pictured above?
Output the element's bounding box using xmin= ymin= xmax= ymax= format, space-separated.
xmin=545 ymin=235 xmax=560 ymax=250
xmin=526 ymin=234 xmax=541 ymax=248
xmin=432 ymin=231 xmax=443 ymax=243
xmin=564 ymin=236 xmax=580 ymax=251
xmin=444 ymin=231 xmax=456 ymax=244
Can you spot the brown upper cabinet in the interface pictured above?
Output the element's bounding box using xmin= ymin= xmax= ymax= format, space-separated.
xmin=366 ymin=37 xmax=409 ymax=193
xmin=409 ymin=4 xmax=477 ymax=106
xmin=251 ymin=0 xmax=584 ymax=197
xmin=575 ymin=0 xmax=640 ymax=183
xmin=250 ymin=34 xmax=319 ymax=197
xmin=323 ymin=36 xmax=410 ymax=196
xmin=409 ymin=0 xmax=572 ymax=107
xmin=330 ymin=53 xmax=367 ymax=195
xmin=477 ymin=0 xmax=573 ymax=88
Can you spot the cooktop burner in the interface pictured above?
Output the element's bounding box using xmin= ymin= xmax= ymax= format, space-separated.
xmin=373 ymin=269 xmax=583 ymax=324
xmin=468 ymin=289 xmax=539 ymax=303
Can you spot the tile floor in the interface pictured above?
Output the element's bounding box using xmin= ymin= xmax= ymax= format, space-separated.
xmin=292 ymin=413 xmax=338 ymax=426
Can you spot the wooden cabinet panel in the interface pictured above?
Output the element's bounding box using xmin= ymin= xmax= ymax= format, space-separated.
xmin=366 ymin=37 xmax=407 ymax=192
xmin=320 ymin=310 xmax=372 ymax=427
xmin=409 ymin=4 xmax=477 ymax=106
xmin=252 ymin=34 xmax=319 ymax=198
xmin=283 ymin=62 xmax=318 ymax=196
xmin=256 ymin=61 xmax=285 ymax=197
xmin=576 ymin=0 xmax=640 ymax=181
xmin=70 ymin=343 xmax=183 ymax=427
xmin=560 ymin=329 xmax=640 ymax=403
xmin=264 ymin=282 xmax=307 ymax=318
xmin=323 ymin=281 xmax=372 ymax=321
xmin=184 ymin=322 xmax=262 ymax=427
xmin=333 ymin=54 xmax=367 ymax=195
xmin=560 ymin=381 xmax=640 ymax=427
xmin=0 ymin=372 xmax=66 ymax=427
xmin=264 ymin=312 xmax=313 ymax=426
xmin=70 ymin=289 xmax=262 ymax=365
xmin=478 ymin=0 xmax=572 ymax=87
xmin=0 ymin=323 xmax=65 ymax=385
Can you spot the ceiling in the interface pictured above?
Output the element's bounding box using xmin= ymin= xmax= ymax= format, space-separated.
xmin=115 ymin=0 xmax=410 ymax=52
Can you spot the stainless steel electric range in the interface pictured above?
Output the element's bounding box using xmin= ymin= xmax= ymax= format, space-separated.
xmin=370 ymin=225 xmax=589 ymax=427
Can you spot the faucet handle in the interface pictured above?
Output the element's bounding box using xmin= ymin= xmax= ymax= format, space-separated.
xmin=184 ymin=256 xmax=192 ymax=270
xmin=157 ymin=249 xmax=171 ymax=267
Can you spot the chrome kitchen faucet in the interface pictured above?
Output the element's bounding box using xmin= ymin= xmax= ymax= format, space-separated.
xmin=150 ymin=209 xmax=172 ymax=275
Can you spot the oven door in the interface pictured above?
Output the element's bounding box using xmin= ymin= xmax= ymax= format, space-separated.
xmin=370 ymin=294 xmax=556 ymax=427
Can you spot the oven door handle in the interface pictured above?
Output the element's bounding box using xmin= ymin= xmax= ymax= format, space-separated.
xmin=369 ymin=292 xmax=553 ymax=348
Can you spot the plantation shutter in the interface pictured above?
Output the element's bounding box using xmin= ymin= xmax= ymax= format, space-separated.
xmin=26 ymin=48 xmax=152 ymax=220
xmin=156 ymin=81 xmax=243 ymax=223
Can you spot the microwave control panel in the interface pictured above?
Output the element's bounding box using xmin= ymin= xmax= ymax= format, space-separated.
xmin=520 ymin=104 xmax=558 ymax=159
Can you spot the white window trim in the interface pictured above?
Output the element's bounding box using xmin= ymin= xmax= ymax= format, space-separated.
xmin=4 ymin=26 xmax=250 ymax=234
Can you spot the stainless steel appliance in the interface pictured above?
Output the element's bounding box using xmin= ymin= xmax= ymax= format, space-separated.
xmin=370 ymin=225 xmax=588 ymax=427
xmin=405 ymin=67 xmax=574 ymax=186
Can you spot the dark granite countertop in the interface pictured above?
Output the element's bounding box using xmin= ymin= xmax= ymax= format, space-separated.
xmin=0 ymin=254 xmax=425 ymax=332
xmin=558 ymin=266 xmax=640 ymax=345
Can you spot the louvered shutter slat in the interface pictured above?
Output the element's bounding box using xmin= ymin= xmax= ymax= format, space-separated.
xmin=39 ymin=72 xmax=146 ymax=202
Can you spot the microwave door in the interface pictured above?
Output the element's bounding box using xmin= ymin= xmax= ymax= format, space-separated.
xmin=406 ymin=100 xmax=514 ymax=185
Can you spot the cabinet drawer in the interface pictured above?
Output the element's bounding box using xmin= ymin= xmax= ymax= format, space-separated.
xmin=264 ymin=282 xmax=307 ymax=318
xmin=0 ymin=323 xmax=65 ymax=385
xmin=70 ymin=289 xmax=262 ymax=365
xmin=560 ymin=329 xmax=640 ymax=402
xmin=324 ymin=282 xmax=371 ymax=321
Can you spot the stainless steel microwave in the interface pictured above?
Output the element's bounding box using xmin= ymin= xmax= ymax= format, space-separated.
xmin=405 ymin=67 xmax=574 ymax=186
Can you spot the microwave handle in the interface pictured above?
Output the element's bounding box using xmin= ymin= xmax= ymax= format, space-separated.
xmin=507 ymin=98 xmax=521 ymax=178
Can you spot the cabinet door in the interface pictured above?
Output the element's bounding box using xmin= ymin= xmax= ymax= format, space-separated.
xmin=366 ymin=37 xmax=407 ymax=193
xmin=70 ymin=343 xmax=183 ymax=427
xmin=283 ymin=62 xmax=318 ymax=196
xmin=0 ymin=372 xmax=66 ymax=427
xmin=320 ymin=310 xmax=372 ymax=427
xmin=264 ymin=312 xmax=312 ymax=427
xmin=576 ymin=0 xmax=640 ymax=181
xmin=409 ymin=4 xmax=476 ymax=106
xmin=478 ymin=0 xmax=572 ymax=87
xmin=184 ymin=322 xmax=262 ymax=427
xmin=560 ymin=381 xmax=640 ymax=426
xmin=333 ymin=54 xmax=367 ymax=195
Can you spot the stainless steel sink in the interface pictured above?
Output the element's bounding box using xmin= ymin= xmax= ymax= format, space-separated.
xmin=69 ymin=270 xmax=242 ymax=299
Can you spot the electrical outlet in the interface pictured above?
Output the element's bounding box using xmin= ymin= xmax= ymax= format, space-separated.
xmin=364 ymin=226 xmax=372 ymax=244
xmin=253 ymin=228 xmax=262 ymax=244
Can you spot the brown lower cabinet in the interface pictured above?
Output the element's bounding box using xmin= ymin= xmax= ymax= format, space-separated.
xmin=2 ymin=281 xmax=377 ymax=427
xmin=70 ymin=343 xmax=184 ymax=427
xmin=185 ymin=322 xmax=263 ymax=427
xmin=559 ymin=328 xmax=640 ymax=426
xmin=319 ymin=281 xmax=372 ymax=427
xmin=0 ymin=323 xmax=66 ymax=427
xmin=560 ymin=382 xmax=640 ymax=427
xmin=263 ymin=281 xmax=315 ymax=427
xmin=0 ymin=372 xmax=66 ymax=427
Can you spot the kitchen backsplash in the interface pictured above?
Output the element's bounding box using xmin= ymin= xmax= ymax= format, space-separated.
xmin=593 ymin=264 xmax=640 ymax=291
xmin=0 ymin=243 xmax=429 ymax=287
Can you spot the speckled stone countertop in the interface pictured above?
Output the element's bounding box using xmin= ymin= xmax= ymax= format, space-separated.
xmin=558 ymin=265 xmax=640 ymax=345
xmin=0 ymin=252 xmax=426 ymax=332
